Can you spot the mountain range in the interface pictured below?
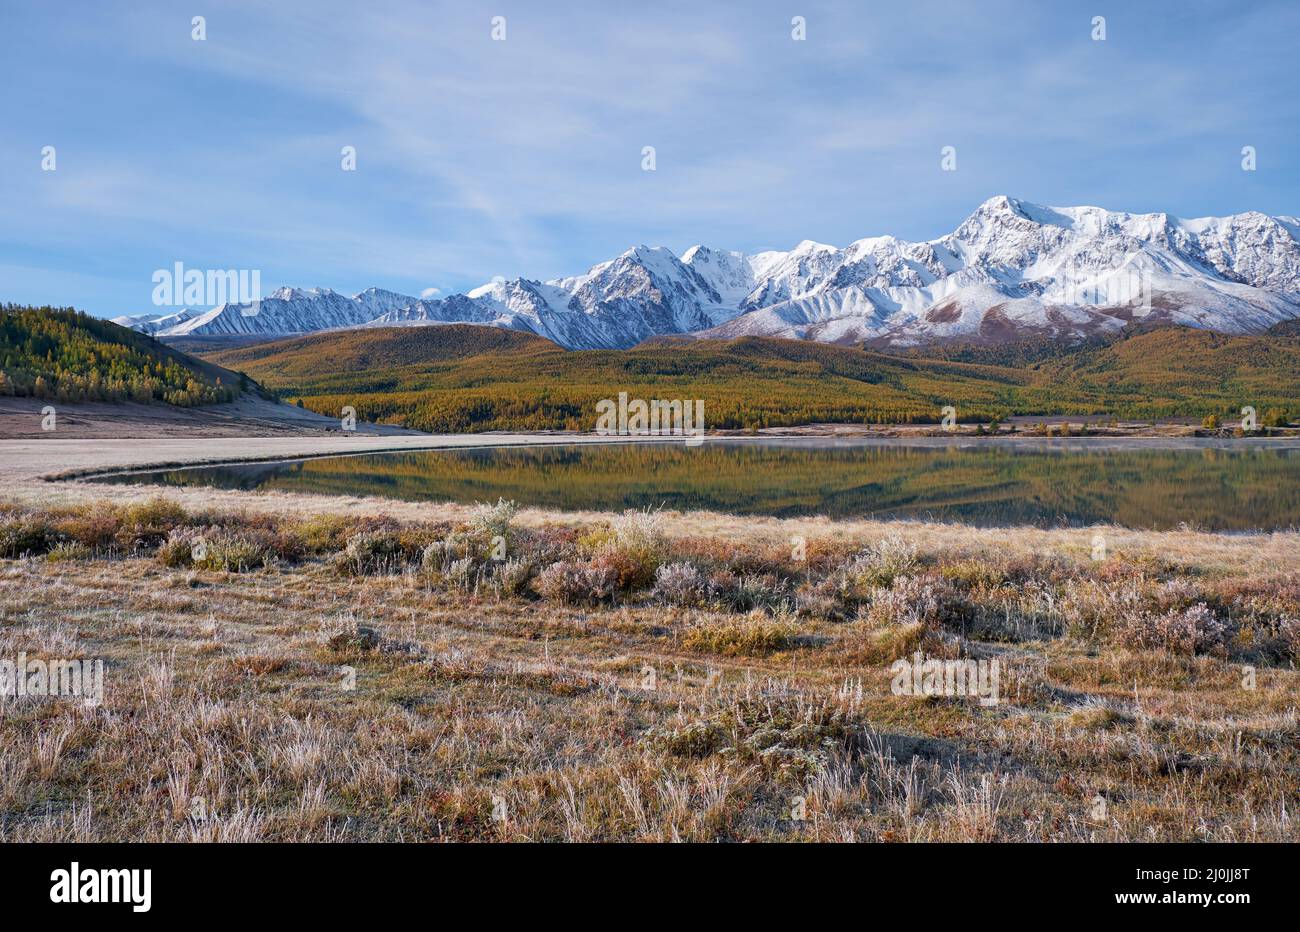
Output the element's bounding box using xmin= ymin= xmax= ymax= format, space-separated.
xmin=116 ymin=196 xmax=1300 ymax=350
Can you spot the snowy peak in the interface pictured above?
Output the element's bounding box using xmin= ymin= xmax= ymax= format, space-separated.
xmin=704 ymin=196 xmax=1300 ymax=347
xmin=151 ymin=287 xmax=389 ymax=337
xmin=352 ymin=287 xmax=421 ymax=317
xmin=126 ymin=196 xmax=1300 ymax=349
xmin=681 ymin=245 xmax=756 ymax=310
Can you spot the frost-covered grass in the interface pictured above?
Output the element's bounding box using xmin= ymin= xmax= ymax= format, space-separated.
xmin=1 ymin=494 xmax=1297 ymax=841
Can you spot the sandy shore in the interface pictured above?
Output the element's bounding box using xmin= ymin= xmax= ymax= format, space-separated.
xmin=1 ymin=431 xmax=687 ymax=484
xmin=1 ymin=431 xmax=733 ymax=529
xmin=0 ymin=394 xmax=424 ymax=440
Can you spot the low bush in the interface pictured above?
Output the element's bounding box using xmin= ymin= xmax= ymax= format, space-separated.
xmin=468 ymin=498 xmax=517 ymax=552
xmin=861 ymin=575 xmax=967 ymax=630
xmin=533 ymin=560 xmax=617 ymax=607
xmin=653 ymin=561 xmax=711 ymax=608
xmin=294 ymin=513 xmax=361 ymax=554
xmin=0 ymin=516 xmax=57 ymax=558
xmin=589 ymin=508 xmax=666 ymax=591
xmin=193 ymin=533 xmax=270 ymax=573
xmin=442 ymin=556 xmax=479 ymax=591
xmin=1116 ymin=603 xmax=1230 ymax=656
xmin=490 ymin=557 xmax=535 ymax=599
xmin=794 ymin=577 xmax=843 ymax=620
xmin=716 ymin=572 xmax=789 ymax=613
xmin=52 ymin=506 xmax=122 ymax=552
xmin=157 ymin=528 xmax=201 ymax=568
xmin=334 ymin=531 xmax=405 ymax=576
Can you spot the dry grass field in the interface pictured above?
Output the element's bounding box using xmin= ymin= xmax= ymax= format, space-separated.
xmin=2 ymin=479 xmax=1297 ymax=842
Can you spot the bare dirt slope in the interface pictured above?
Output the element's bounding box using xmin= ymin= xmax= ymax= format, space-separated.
xmin=0 ymin=394 xmax=424 ymax=440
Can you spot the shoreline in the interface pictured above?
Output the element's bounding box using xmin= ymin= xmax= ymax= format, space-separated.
xmin=10 ymin=431 xmax=1299 ymax=486
xmin=2 ymin=434 xmax=1297 ymax=576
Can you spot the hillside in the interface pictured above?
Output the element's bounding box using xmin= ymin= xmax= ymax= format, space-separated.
xmin=204 ymin=323 xmax=1299 ymax=432
xmin=211 ymin=324 xmax=555 ymax=380
xmin=0 ymin=304 xmax=254 ymax=406
xmin=1037 ymin=328 xmax=1299 ymax=418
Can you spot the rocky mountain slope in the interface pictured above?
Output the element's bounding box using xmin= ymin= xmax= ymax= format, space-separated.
xmin=120 ymin=196 xmax=1300 ymax=349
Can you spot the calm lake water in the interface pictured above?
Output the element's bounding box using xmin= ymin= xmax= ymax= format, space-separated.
xmin=94 ymin=439 xmax=1300 ymax=531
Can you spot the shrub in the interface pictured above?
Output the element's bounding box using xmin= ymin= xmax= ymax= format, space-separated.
xmin=862 ymin=575 xmax=966 ymax=630
xmin=842 ymin=618 xmax=934 ymax=664
xmin=592 ymin=549 xmax=651 ymax=592
xmin=157 ymin=528 xmax=267 ymax=572
xmin=323 ymin=617 xmax=382 ymax=653
xmin=194 ymin=534 xmax=269 ymax=573
xmin=295 ymin=513 xmax=359 ymax=554
xmin=443 ymin=557 xmax=478 ymax=591
xmin=420 ymin=528 xmax=478 ymax=573
xmin=653 ymin=562 xmax=711 ymax=607
xmin=394 ymin=525 xmax=443 ymax=562
xmin=1277 ymin=616 xmax=1300 ymax=661
xmin=1261 ymin=408 xmax=1289 ymax=429
xmin=123 ymin=497 xmax=188 ymax=530
xmin=1151 ymin=578 xmax=1204 ymax=614
xmin=609 ymin=507 xmax=665 ymax=556
xmin=642 ymin=696 xmax=851 ymax=779
xmin=939 ymin=558 xmax=1008 ymax=591
xmin=334 ymin=531 xmax=404 ymax=576
xmin=157 ymin=528 xmax=202 ymax=568
xmin=962 ymin=578 xmax=1064 ymax=641
xmin=420 ymin=539 xmax=448 ymax=574
xmin=53 ymin=505 xmax=122 ymax=551
xmin=469 ymin=498 xmax=517 ymax=550
xmin=490 ymin=558 xmax=535 ymax=599
xmin=263 ymin=527 xmax=308 ymax=564
xmin=0 ymin=517 xmax=57 ymax=558
xmin=1116 ymin=602 xmax=1229 ymax=656
xmin=115 ymin=498 xmax=190 ymax=552
xmin=591 ymin=508 xmax=666 ymax=590
xmin=718 ymin=573 xmax=789 ymax=613
xmin=794 ymin=578 xmax=843 ymax=619
xmin=533 ymin=561 xmax=617 ymax=607
xmin=1065 ymin=698 xmax=1129 ymax=730
xmin=519 ymin=526 xmax=581 ymax=566
xmin=642 ymin=718 xmax=729 ymax=758
xmin=835 ymin=535 xmax=920 ymax=597
xmin=717 ymin=541 xmax=797 ymax=578
xmin=1059 ymin=577 xmax=1148 ymax=641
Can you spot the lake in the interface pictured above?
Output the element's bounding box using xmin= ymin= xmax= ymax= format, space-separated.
xmin=92 ymin=438 xmax=1300 ymax=531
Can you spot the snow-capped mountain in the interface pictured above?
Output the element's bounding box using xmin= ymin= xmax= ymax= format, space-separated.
xmin=113 ymin=308 xmax=199 ymax=335
xmin=124 ymin=197 xmax=1300 ymax=349
xmin=703 ymin=197 xmax=1300 ymax=346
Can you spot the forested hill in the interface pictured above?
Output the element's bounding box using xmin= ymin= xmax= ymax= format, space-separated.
xmin=204 ymin=322 xmax=1299 ymax=432
xmin=0 ymin=304 xmax=254 ymax=406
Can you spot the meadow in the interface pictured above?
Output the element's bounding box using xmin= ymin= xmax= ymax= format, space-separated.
xmin=2 ymin=494 xmax=1296 ymax=841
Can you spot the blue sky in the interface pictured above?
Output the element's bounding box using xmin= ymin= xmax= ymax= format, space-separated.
xmin=2 ymin=0 xmax=1297 ymax=317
